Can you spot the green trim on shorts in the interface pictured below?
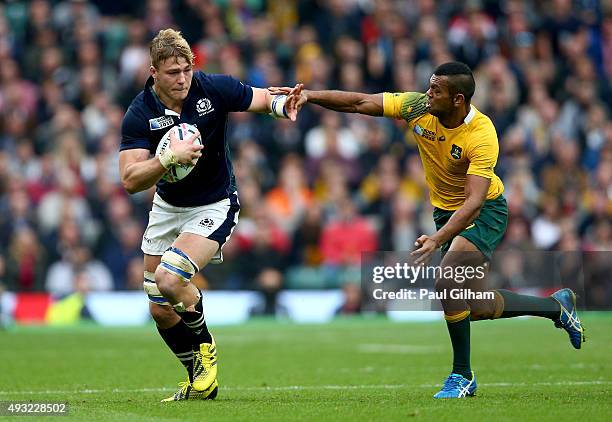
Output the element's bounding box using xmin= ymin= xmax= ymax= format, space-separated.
xmin=433 ymin=195 xmax=508 ymax=259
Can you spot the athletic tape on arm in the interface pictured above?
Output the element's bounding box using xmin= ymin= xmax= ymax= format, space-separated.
xmin=270 ymin=95 xmax=289 ymax=119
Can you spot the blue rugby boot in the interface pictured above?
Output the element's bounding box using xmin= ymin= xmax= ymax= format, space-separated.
xmin=550 ymin=288 xmax=585 ymax=349
xmin=433 ymin=372 xmax=477 ymax=399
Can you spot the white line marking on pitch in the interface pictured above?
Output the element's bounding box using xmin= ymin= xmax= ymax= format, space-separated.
xmin=357 ymin=344 xmax=443 ymax=354
xmin=0 ymin=381 xmax=609 ymax=396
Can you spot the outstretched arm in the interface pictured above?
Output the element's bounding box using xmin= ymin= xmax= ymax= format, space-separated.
xmin=304 ymin=90 xmax=383 ymax=116
xmin=268 ymin=84 xmax=383 ymax=117
xmin=247 ymin=85 xmax=303 ymax=121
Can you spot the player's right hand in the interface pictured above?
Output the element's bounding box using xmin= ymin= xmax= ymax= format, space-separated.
xmin=268 ymin=84 xmax=307 ymax=118
xmin=411 ymin=234 xmax=439 ymax=265
xmin=168 ymin=128 xmax=203 ymax=165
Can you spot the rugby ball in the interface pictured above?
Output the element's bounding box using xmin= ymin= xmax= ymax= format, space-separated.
xmin=155 ymin=123 xmax=203 ymax=183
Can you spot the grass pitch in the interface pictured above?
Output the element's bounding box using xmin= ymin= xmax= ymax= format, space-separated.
xmin=0 ymin=314 xmax=610 ymax=421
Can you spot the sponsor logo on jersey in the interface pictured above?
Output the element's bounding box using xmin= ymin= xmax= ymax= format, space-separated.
xmin=423 ymin=129 xmax=436 ymax=141
xmin=413 ymin=124 xmax=437 ymax=141
xmin=438 ymin=135 xmax=446 ymax=142
xmin=198 ymin=218 xmax=214 ymax=228
xmin=149 ymin=116 xmax=174 ymax=130
xmin=450 ymin=144 xmax=463 ymax=159
xmin=196 ymin=98 xmax=214 ymax=116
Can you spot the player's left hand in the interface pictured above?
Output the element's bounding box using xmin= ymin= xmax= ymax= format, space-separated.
xmin=411 ymin=235 xmax=439 ymax=265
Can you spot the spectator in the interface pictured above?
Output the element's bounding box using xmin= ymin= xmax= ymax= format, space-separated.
xmin=124 ymin=256 xmax=145 ymax=290
xmin=531 ymin=195 xmax=563 ymax=249
xmin=235 ymin=205 xmax=290 ymax=289
xmin=336 ymin=282 xmax=362 ymax=315
xmin=37 ymin=167 xmax=91 ymax=235
xmin=0 ymin=186 xmax=37 ymax=248
xmin=320 ymin=196 xmax=378 ymax=267
xmin=100 ymin=218 xmax=143 ymax=290
xmin=45 ymin=243 xmax=113 ymax=296
xmin=265 ymin=155 xmax=312 ymax=233
xmin=304 ymin=110 xmax=360 ymax=160
xmin=289 ymin=202 xmax=324 ymax=267
xmin=380 ymin=194 xmax=419 ymax=252
xmin=4 ymin=226 xmax=47 ymax=292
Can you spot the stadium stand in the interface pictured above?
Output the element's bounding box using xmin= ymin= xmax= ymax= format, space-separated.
xmin=0 ymin=0 xmax=609 ymax=318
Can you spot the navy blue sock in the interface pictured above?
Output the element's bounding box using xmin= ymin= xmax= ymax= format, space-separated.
xmin=157 ymin=321 xmax=196 ymax=381
xmin=177 ymin=293 xmax=213 ymax=346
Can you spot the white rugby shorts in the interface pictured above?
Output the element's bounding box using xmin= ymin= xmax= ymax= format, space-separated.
xmin=141 ymin=192 xmax=240 ymax=263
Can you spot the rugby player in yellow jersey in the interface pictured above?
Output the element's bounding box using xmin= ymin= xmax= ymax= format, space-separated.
xmin=272 ymin=62 xmax=585 ymax=398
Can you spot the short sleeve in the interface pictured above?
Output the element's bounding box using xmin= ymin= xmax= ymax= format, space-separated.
xmin=120 ymin=106 xmax=151 ymax=152
xmin=383 ymin=92 xmax=428 ymax=125
xmin=466 ymin=130 xmax=499 ymax=180
xmin=208 ymin=74 xmax=253 ymax=112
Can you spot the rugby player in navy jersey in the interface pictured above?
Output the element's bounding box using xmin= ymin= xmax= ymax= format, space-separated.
xmin=119 ymin=29 xmax=301 ymax=401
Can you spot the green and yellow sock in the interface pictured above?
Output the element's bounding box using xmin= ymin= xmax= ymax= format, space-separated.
xmin=496 ymin=289 xmax=560 ymax=320
xmin=445 ymin=310 xmax=472 ymax=380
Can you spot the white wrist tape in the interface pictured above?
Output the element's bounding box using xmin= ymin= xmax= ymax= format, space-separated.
xmin=270 ymin=94 xmax=289 ymax=119
xmin=158 ymin=148 xmax=177 ymax=169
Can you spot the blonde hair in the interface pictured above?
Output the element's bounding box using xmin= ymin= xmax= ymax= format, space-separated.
xmin=149 ymin=29 xmax=195 ymax=68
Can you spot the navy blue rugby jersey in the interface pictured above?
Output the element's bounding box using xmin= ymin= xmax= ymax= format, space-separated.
xmin=120 ymin=71 xmax=253 ymax=206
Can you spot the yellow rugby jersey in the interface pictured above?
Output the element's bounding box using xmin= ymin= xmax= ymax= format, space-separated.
xmin=383 ymin=92 xmax=504 ymax=210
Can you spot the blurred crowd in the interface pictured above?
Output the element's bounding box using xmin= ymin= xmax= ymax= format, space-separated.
xmin=0 ymin=0 xmax=610 ymax=307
